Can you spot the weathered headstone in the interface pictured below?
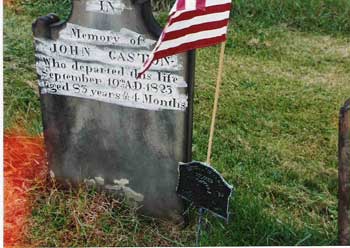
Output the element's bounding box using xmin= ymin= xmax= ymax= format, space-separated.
xmin=32 ymin=0 xmax=195 ymax=222
xmin=338 ymin=99 xmax=350 ymax=245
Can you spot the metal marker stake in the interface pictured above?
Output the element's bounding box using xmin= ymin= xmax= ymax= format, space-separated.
xmin=196 ymin=208 xmax=206 ymax=246
xmin=197 ymin=41 xmax=227 ymax=247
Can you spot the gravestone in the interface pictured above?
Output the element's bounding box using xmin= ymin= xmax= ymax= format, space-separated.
xmin=32 ymin=0 xmax=195 ymax=222
xmin=338 ymin=99 xmax=350 ymax=245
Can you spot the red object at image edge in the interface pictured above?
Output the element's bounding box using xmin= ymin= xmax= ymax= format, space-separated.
xmin=4 ymin=131 xmax=47 ymax=247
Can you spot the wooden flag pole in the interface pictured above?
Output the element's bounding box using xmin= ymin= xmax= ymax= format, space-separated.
xmin=207 ymin=42 xmax=227 ymax=164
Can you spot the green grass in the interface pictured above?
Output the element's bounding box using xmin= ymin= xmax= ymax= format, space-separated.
xmin=233 ymin=0 xmax=350 ymax=34
xmin=194 ymin=25 xmax=349 ymax=245
xmin=27 ymin=182 xmax=194 ymax=247
xmin=4 ymin=0 xmax=350 ymax=246
xmin=4 ymin=9 xmax=41 ymax=133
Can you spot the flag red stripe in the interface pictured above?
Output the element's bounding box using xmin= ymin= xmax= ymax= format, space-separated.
xmin=177 ymin=0 xmax=186 ymax=10
xmin=162 ymin=19 xmax=229 ymax=41
xmin=138 ymin=0 xmax=232 ymax=77
xmin=196 ymin=0 xmax=206 ymax=9
xmin=169 ymin=3 xmax=231 ymax=25
xmin=153 ymin=34 xmax=227 ymax=60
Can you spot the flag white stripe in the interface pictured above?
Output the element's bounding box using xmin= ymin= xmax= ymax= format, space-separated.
xmin=205 ymin=0 xmax=231 ymax=7
xmin=157 ymin=26 xmax=228 ymax=52
xmin=186 ymin=0 xmax=197 ymax=9
xmin=166 ymin=11 xmax=230 ymax=33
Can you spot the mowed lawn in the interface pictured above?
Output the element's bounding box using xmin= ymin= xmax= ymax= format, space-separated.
xmin=4 ymin=1 xmax=350 ymax=246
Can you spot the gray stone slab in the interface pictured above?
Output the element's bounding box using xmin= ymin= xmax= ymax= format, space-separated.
xmin=33 ymin=0 xmax=195 ymax=222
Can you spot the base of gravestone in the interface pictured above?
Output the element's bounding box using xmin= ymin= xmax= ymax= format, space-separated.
xmin=48 ymin=171 xmax=189 ymax=225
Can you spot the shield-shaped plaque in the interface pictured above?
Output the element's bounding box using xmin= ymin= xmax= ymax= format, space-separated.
xmin=177 ymin=161 xmax=233 ymax=220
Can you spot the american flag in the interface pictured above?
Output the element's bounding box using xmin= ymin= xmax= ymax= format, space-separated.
xmin=138 ymin=0 xmax=232 ymax=77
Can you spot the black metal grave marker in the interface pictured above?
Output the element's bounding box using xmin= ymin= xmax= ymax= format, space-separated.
xmin=177 ymin=161 xmax=233 ymax=246
xmin=177 ymin=161 xmax=233 ymax=220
